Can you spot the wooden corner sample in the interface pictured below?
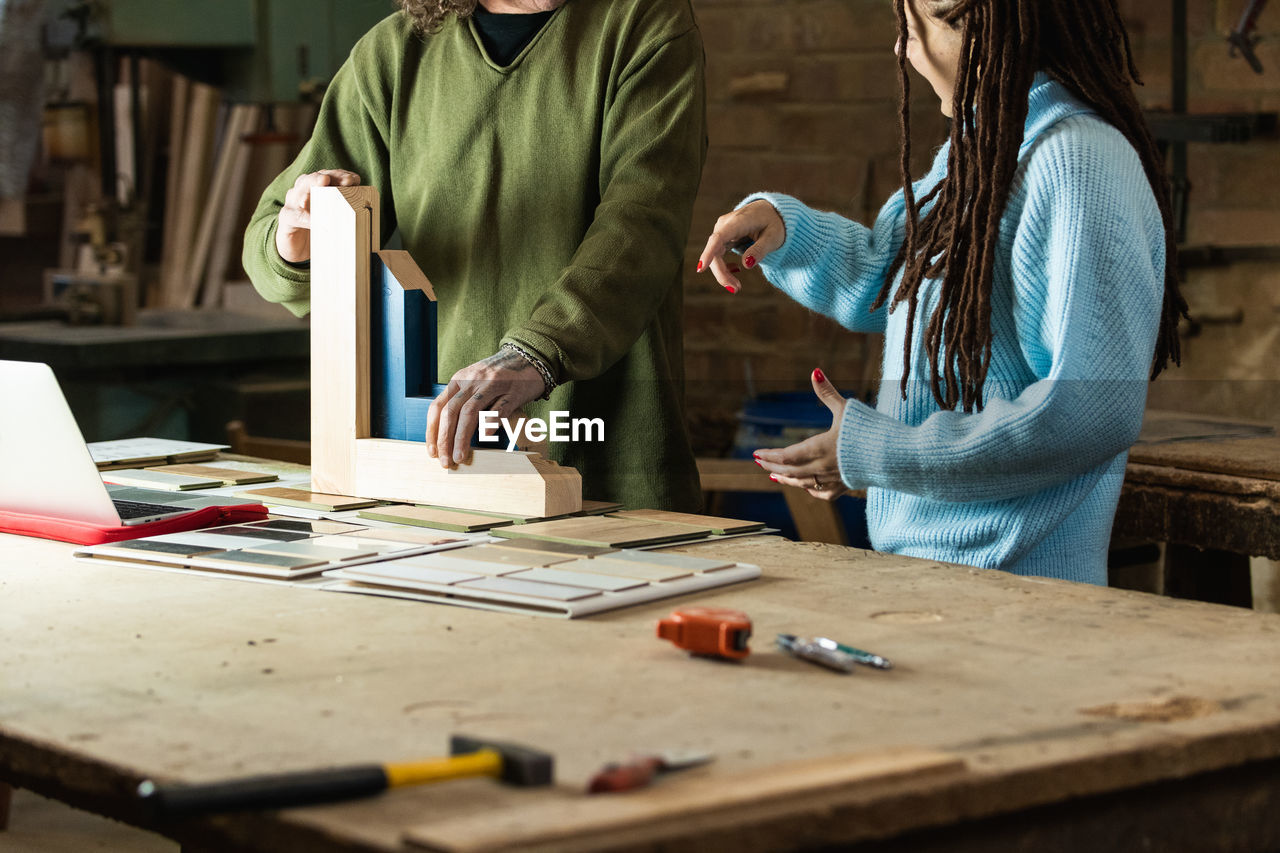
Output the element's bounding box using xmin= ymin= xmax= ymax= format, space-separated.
xmin=308 ymin=185 xmax=582 ymax=518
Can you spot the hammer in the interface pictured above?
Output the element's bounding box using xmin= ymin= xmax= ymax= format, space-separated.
xmin=136 ymin=735 xmax=552 ymax=817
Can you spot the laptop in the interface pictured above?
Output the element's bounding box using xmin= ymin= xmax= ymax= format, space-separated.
xmin=0 ymin=360 xmax=252 ymax=526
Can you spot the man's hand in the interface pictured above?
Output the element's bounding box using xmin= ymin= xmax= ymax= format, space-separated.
xmin=275 ymin=169 xmax=363 ymax=264
xmin=426 ymin=349 xmax=547 ymax=467
xmin=753 ymin=368 xmax=850 ymax=501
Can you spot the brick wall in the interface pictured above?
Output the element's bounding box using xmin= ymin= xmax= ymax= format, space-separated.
xmin=683 ymin=0 xmax=1280 ymax=452
xmin=1123 ymin=0 xmax=1280 ymax=421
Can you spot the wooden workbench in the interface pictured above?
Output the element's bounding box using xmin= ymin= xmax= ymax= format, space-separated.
xmin=1114 ymin=410 xmax=1280 ymax=606
xmin=3 ymin=530 xmax=1280 ymax=852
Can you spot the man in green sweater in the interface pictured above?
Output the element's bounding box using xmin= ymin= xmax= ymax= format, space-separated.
xmin=242 ymin=0 xmax=706 ymax=511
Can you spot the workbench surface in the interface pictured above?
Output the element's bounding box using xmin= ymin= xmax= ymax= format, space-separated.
xmin=4 ymin=530 xmax=1280 ymax=852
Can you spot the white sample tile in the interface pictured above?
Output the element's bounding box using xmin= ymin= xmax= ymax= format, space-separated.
xmin=102 ymin=468 xmax=223 ymax=490
xmin=392 ymin=553 xmax=521 ymax=576
xmin=339 ymin=561 xmax=485 ymax=586
xmin=354 ymin=527 xmax=463 ymax=546
xmin=245 ymin=540 xmax=376 ymax=562
xmin=148 ymin=532 xmax=292 ymax=550
xmin=551 ymin=558 xmax=692 ymax=582
xmin=307 ymin=536 xmax=401 ymax=556
xmin=508 ymin=567 xmax=648 ymax=592
xmin=443 ymin=545 xmax=575 ymax=568
xmin=454 ymin=576 xmax=600 ymax=601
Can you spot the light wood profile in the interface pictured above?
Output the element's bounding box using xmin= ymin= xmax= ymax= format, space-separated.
xmin=308 ymin=186 xmax=582 ymax=517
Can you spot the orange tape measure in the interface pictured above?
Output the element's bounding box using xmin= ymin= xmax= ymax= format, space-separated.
xmin=656 ymin=607 xmax=752 ymax=660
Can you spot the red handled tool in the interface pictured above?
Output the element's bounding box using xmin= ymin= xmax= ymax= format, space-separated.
xmin=656 ymin=606 xmax=752 ymax=660
xmin=587 ymin=751 xmax=714 ymax=793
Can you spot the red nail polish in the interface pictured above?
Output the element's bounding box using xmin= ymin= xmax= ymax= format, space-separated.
xmin=754 ymin=459 xmax=763 ymax=467
xmin=696 ymin=260 xmax=703 ymax=272
xmin=723 ymin=283 xmax=738 ymax=294
xmin=769 ymin=474 xmax=778 ymax=482
xmin=744 ymin=255 xmax=756 ymax=269
xmin=814 ymin=368 xmax=826 ymax=383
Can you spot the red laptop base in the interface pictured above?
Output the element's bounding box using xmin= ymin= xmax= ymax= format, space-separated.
xmin=0 ymin=504 xmax=270 ymax=546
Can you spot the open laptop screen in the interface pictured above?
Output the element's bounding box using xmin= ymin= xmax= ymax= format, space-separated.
xmin=0 ymin=361 xmax=221 ymax=526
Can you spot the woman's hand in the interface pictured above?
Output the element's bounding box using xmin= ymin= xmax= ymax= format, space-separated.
xmin=426 ymin=349 xmax=547 ymax=467
xmin=696 ymin=200 xmax=786 ymax=294
xmin=275 ymin=169 xmax=363 ymax=264
xmin=754 ymin=369 xmax=850 ymax=501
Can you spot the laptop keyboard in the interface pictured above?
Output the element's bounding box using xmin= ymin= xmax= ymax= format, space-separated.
xmin=113 ymin=499 xmax=188 ymax=519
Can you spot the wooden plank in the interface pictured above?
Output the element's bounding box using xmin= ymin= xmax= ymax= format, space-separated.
xmin=147 ymin=464 xmax=277 ymax=486
xmin=352 ymin=439 xmax=582 ymax=518
xmin=181 ymin=103 xmax=250 ymax=307
xmin=1131 ymin=410 xmax=1280 ymax=482
xmin=353 ymin=528 xmax=460 ymax=547
xmin=225 ymin=420 xmax=311 ymax=465
xmin=309 ymin=186 xmax=376 ymax=494
xmin=607 ymin=508 xmax=764 ymax=535
xmin=309 ymin=186 xmax=580 ymax=517
xmin=375 ymin=249 xmax=436 ymax=299
xmin=696 ymin=457 xmax=785 ymax=493
xmin=357 ymin=505 xmax=516 ymax=532
xmin=236 ymin=487 xmax=378 ymax=512
xmin=201 ymin=104 xmax=261 ymax=308
xmin=1115 ymin=479 xmax=1280 ymax=559
xmin=1124 ymin=463 xmax=1280 ymax=499
xmin=404 ymin=748 xmax=965 ymax=853
xmin=161 ymin=82 xmax=219 ymax=307
xmin=1130 ymin=436 xmax=1280 ymax=483
xmin=154 ymin=74 xmax=189 ymax=306
xmin=492 ymin=516 xmax=712 ymax=548
xmin=579 ymin=500 xmax=623 ymax=515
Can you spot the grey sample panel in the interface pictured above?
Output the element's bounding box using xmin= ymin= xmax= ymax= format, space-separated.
xmin=196 ymin=550 xmax=329 ymax=569
xmin=99 ymin=539 xmax=222 ymax=557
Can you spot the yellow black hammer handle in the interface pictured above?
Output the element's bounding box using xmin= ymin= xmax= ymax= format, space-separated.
xmin=138 ymin=742 xmax=551 ymax=818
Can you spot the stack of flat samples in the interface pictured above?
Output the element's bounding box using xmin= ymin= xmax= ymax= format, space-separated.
xmin=88 ymin=437 xmax=230 ymax=470
xmin=326 ymin=540 xmax=761 ymax=618
xmin=74 ymin=514 xmax=764 ymax=618
xmin=75 ymin=519 xmax=462 ymax=584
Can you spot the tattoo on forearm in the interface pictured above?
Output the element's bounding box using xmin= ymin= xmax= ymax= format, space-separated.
xmin=489 ymin=350 xmax=528 ymax=371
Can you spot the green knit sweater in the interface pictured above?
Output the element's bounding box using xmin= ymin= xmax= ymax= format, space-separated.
xmin=242 ymin=0 xmax=707 ymax=511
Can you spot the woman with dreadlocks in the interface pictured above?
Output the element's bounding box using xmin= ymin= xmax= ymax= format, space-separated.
xmin=697 ymin=0 xmax=1187 ymax=585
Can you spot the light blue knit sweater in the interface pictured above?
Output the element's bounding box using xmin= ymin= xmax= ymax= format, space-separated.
xmin=744 ymin=74 xmax=1165 ymax=584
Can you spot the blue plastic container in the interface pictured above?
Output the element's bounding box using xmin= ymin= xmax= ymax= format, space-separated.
xmin=719 ymin=392 xmax=870 ymax=547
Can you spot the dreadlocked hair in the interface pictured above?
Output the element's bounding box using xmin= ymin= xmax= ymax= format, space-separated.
xmin=879 ymin=0 xmax=1189 ymax=412
xmin=396 ymin=0 xmax=478 ymax=35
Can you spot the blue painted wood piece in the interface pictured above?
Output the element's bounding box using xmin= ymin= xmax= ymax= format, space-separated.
xmin=370 ymin=254 xmax=446 ymax=441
